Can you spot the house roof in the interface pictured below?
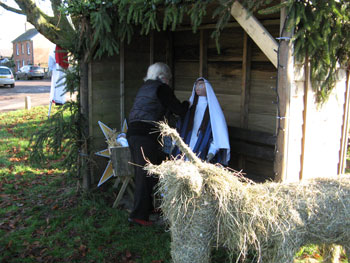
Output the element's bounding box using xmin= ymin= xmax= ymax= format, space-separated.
xmin=12 ymin=28 xmax=38 ymax=43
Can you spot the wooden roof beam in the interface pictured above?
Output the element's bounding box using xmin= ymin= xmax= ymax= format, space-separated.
xmin=230 ymin=1 xmax=278 ymax=68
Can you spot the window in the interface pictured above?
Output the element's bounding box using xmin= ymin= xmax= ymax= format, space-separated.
xmin=27 ymin=43 xmax=30 ymax=55
xmin=17 ymin=61 xmax=20 ymax=71
xmin=16 ymin=44 xmax=19 ymax=56
xmin=22 ymin=60 xmax=25 ymax=67
xmin=0 ymin=68 xmax=11 ymax=74
xmin=27 ymin=60 xmax=31 ymax=65
xmin=21 ymin=44 xmax=24 ymax=54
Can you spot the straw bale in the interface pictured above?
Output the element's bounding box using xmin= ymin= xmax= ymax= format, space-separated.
xmin=145 ymin=123 xmax=350 ymax=263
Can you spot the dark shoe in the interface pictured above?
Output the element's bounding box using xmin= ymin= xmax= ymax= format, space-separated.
xmin=128 ymin=218 xmax=153 ymax=226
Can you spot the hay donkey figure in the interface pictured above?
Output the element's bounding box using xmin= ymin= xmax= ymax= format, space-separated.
xmin=146 ymin=122 xmax=350 ymax=263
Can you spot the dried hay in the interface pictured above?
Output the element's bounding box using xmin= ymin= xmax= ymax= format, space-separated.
xmin=104 ymin=128 xmax=127 ymax=148
xmin=145 ymin=122 xmax=350 ymax=263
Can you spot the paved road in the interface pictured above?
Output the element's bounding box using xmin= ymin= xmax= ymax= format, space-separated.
xmin=0 ymin=79 xmax=76 ymax=112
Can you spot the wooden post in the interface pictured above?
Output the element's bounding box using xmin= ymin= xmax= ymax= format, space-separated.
xmin=120 ymin=40 xmax=125 ymax=130
xmin=274 ymin=4 xmax=294 ymax=182
xmin=150 ymin=31 xmax=154 ymax=65
xmin=199 ymin=29 xmax=208 ymax=78
xmin=230 ymin=1 xmax=278 ymax=68
xmin=109 ymin=147 xmax=133 ymax=208
xmin=299 ymin=54 xmax=309 ymax=181
xmin=25 ymin=96 xmax=31 ymax=109
xmin=166 ymin=32 xmax=174 ymax=88
xmin=338 ymin=68 xmax=350 ymax=174
xmin=240 ymin=32 xmax=252 ymax=129
xmin=238 ymin=32 xmax=252 ymax=170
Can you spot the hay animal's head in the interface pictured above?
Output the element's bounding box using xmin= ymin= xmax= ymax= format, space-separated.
xmin=146 ymin=159 xmax=204 ymax=196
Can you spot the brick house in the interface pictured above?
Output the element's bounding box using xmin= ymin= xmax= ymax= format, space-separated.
xmin=12 ymin=28 xmax=55 ymax=72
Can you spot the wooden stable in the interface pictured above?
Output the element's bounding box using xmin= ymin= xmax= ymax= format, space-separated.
xmin=87 ymin=1 xmax=349 ymax=186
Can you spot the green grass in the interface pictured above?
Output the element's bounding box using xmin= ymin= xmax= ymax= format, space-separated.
xmin=0 ymin=106 xmax=348 ymax=263
xmin=0 ymin=106 xmax=172 ymax=263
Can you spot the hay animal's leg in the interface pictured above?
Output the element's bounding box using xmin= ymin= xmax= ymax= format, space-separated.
xmin=273 ymin=238 xmax=301 ymax=263
xmin=331 ymin=245 xmax=341 ymax=263
xmin=322 ymin=244 xmax=341 ymax=263
xmin=170 ymin=201 xmax=216 ymax=263
xmin=322 ymin=244 xmax=332 ymax=263
xmin=343 ymin=246 xmax=350 ymax=263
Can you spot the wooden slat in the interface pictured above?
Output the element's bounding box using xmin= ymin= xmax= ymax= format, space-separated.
xmin=208 ymin=62 xmax=242 ymax=78
xmin=299 ymin=54 xmax=309 ymax=180
xmin=243 ymin=157 xmax=274 ymax=182
xmin=153 ymin=31 xmax=167 ymax=63
xmin=228 ymin=126 xmax=276 ymax=146
xmin=240 ymin=32 xmax=252 ymax=128
xmin=150 ymin=31 xmax=154 ymax=65
xmin=120 ymin=40 xmax=125 ymax=129
xmin=175 ymin=19 xmax=280 ymax=32
xmin=230 ymin=1 xmax=278 ymax=68
xmin=231 ymin=141 xmax=275 ymax=161
xmin=199 ymin=29 xmax=208 ymax=78
xmin=338 ymin=68 xmax=350 ymax=174
xmin=274 ymin=6 xmax=294 ymax=182
xmin=248 ymin=113 xmax=277 ymax=134
xmin=229 ymin=125 xmax=275 ymax=163
xmin=166 ymin=32 xmax=174 ymax=88
xmin=207 ymin=27 xmax=244 ymax=62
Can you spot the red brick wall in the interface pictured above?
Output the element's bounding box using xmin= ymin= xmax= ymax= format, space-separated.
xmin=13 ymin=40 xmax=34 ymax=72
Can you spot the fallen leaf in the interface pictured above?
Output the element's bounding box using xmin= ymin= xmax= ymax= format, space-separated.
xmin=6 ymin=240 xmax=13 ymax=249
xmin=125 ymin=250 xmax=132 ymax=258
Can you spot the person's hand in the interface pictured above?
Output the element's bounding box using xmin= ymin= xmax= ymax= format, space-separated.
xmin=206 ymin=153 xmax=214 ymax=162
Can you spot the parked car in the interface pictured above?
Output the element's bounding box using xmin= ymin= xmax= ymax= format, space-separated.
xmin=0 ymin=66 xmax=15 ymax=88
xmin=16 ymin=65 xmax=45 ymax=80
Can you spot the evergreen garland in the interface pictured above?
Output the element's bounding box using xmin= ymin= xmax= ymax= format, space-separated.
xmin=62 ymin=0 xmax=350 ymax=102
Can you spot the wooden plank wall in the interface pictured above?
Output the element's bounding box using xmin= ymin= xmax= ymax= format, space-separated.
xmin=89 ymin=54 xmax=120 ymax=183
xmin=89 ymin=21 xmax=280 ymax=182
xmin=173 ymin=30 xmax=200 ymax=101
xmin=172 ymin=25 xmax=279 ymax=133
xmin=301 ymin=70 xmax=348 ymax=179
xmin=171 ymin=23 xmax=279 ymax=181
xmin=90 ymin=32 xmax=170 ymax=183
xmin=124 ymin=35 xmax=150 ymax=121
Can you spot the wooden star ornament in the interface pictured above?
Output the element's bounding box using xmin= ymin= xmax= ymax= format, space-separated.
xmin=95 ymin=120 xmax=128 ymax=187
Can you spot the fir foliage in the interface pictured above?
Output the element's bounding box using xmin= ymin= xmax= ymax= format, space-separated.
xmin=28 ymin=64 xmax=81 ymax=170
xmin=28 ymin=101 xmax=81 ymax=170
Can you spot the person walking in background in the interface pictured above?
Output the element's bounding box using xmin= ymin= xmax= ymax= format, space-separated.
xmin=173 ymin=77 xmax=230 ymax=165
xmin=126 ymin=62 xmax=189 ymax=226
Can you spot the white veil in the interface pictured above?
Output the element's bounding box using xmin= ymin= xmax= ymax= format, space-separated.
xmin=188 ymin=77 xmax=230 ymax=162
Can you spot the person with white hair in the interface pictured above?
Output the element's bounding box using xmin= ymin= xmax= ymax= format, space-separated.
xmin=127 ymin=62 xmax=189 ymax=226
xmin=173 ymin=77 xmax=230 ymax=165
